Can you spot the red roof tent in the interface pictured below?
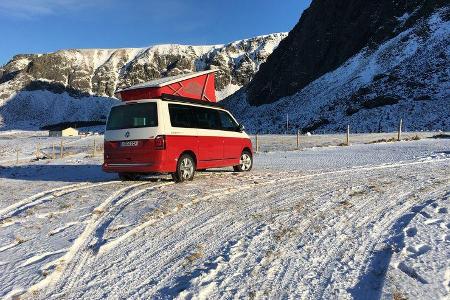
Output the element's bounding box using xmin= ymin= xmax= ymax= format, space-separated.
xmin=115 ymin=70 xmax=218 ymax=103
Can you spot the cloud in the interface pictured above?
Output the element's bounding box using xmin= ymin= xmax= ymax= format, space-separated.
xmin=0 ymin=0 xmax=102 ymax=19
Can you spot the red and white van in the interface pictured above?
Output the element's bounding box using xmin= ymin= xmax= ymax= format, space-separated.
xmin=102 ymin=94 xmax=253 ymax=182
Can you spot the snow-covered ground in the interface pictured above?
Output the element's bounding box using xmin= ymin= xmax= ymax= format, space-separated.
xmin=0 ymin=133 xmax=449 ymax=299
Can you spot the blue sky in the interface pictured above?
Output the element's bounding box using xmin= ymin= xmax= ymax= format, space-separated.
xmin=1 ymin=0 xmax=311 ymax=66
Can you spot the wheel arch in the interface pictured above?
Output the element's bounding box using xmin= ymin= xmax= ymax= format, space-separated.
xmin=243 ymin=147 xmax=253 ymax=156
xmin=179 ymin=150 xmax=197 ymax=166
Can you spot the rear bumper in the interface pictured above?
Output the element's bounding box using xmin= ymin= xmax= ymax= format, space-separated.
xmin=102 ymin=161 xmax=172 ymax=173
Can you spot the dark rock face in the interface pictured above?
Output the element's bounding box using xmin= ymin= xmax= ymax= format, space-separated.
xmin=246 ymin=0 xmax=448 ymax=106
xmin=222 ymin=3 xmax=449 ymax=133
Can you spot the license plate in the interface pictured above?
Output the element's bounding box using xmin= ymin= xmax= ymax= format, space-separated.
xmin=120 ymin=141 xmax=138 ymax=147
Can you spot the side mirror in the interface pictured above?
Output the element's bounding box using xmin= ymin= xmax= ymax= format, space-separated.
xmin=238 ymin=124 xmax=245 ymax=132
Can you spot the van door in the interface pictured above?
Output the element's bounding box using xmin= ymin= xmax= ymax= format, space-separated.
xmin=194 ymin=107 xmax=223 ymax=161
xmin=218 ymin=110 xmax=242 ymax=160
xmin=167 ymin=104 xmax=199 ymax=161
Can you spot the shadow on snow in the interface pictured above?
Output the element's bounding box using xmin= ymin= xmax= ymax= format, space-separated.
xmin=0 ymin=163 xmax=115 ymax=182
xmin=349 ymin=197 xmax=442 ymax=299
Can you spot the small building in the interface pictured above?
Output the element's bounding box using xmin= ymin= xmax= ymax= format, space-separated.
xmin=49 ymin=127 xmax=79 ymax=137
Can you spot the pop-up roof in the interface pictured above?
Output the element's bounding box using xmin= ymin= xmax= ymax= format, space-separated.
xmin=115 ymin=70 xmax=218 ymax=102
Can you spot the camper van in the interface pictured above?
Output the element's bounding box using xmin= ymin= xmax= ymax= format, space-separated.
xmin=102 ymin=71 xmax=253 ymax=182
xmin=102 ymin=95 xmax=253 ymax=182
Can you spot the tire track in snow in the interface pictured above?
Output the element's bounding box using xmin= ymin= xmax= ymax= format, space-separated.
xmin=251 ymin=169 xmax=446 ymax=298
xmin=0 ymin=180 xmax=121 ymax=221
xmin=123 ymin=175 xmax=291 ymax=298
xmin=341 ymin=187 xmax=450 ymax=299
xmin=101 ymin=156 xmax=450 ymax=257
xmin=142 ymin=175 xmax=339 ymax=299
xmin=63 ymin=157 xmax=450 ymax=298
xmin=160 ymin=159 xmax=450 ymax=299
xmin=178 ymin=166 xmax=432 ymax=297
xmin=202 ymin=179 xmax=355 ymax=299
xmin=22 ymin=155 xmax=450 ymax=299
xmin=24 ymin=180 xmax=173 ymax=298
xmin=251 ymin=184 xmax=362 ymax=298
xmin=268 ymin=167 xmax=450 ymax=298
xmin=98 ymin=176 xmax=269 ymax=255
xmin=102 ymin=169 xmax=320 ymax=257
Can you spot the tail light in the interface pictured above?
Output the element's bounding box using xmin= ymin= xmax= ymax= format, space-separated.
xmin=154 ymin=135 xmax=166 ymax=150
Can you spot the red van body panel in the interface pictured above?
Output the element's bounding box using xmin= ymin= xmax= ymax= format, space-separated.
xmin=102 ymin=134 xmax=252 ymax=174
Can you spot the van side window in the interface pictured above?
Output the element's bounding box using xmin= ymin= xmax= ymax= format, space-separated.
xmin=218 ymin=111 xmax=239 ymax=131
xmin=168 ymin=104 xmax=196 ymax=128
xmin=194 ymin=107 xmax=221 ymax=130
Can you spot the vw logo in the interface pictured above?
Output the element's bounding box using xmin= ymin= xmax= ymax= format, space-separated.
xmin=124 ymin=131 xmax=130 ymax=138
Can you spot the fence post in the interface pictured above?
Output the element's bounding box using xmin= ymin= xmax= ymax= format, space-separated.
xmin=60 ymin=139 xmax=64 ymax=159
xmin=397 ymin=118 xmax=402 ymax=141
xmin=93 ymin=139 xmax=96 ymax=157
xmin=296 ymin=130 xmax=300 ymax=150
xmin=286 ymin=114 xmax=289 ymax=134
xmin=255 ymin=134 xmax=259 ymax=153
xmin=346 ymin=125 xmax=350 ymax=146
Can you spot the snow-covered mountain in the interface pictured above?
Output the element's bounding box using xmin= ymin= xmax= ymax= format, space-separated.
xmin=0 ymin=33 xmax=287 ymax=129
xmin=223 ymin=1 xmax=450 ymax=133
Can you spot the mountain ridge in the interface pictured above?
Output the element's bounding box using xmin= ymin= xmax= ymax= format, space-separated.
xmin=0 ymin=33 xmax=287 ymax=129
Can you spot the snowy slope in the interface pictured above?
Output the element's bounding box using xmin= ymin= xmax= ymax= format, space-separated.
xmin=223 ymin=8 xmax=450 ymax=133
xmin=0 ymin=33 xmax=287 ymax=130
xmin=0 ymin=134 xmax=449 ymax=299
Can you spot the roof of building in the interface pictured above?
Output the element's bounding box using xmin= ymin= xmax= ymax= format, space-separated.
xmin=49 ymin=127 xmax=78 ymax=132
xmin=116 ymin=70 xmax=218 ymax=93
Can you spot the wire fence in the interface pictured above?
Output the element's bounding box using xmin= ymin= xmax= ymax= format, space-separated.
xmin=1 ymin=129 xmax=447 ymax=166
xmin=250 ymin=131 xmax=442 ymax=153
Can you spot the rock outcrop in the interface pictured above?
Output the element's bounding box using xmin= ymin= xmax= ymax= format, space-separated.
xmin=223 ymin=1 xmax=449 ymax=133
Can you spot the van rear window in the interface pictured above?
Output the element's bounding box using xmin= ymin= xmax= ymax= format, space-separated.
xmin=107 ymin=103 xmax=158 ymax=130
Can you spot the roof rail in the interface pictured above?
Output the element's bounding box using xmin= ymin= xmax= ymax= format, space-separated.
xmin=161 ymin=93 xmax=224 ymax=108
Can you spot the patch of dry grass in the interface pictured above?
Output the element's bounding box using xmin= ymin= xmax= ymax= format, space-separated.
xmin=404 ymin=134 xmax=421 ymax=141
xmin=431 ymin=133 xmax=450 ymax=139
xmin=339 ymin=199 xmax=354 ymax=208
xmin=15 ymin=236 xmax=27 ymax=244
xmin=58 ymin=202 xmax=72 ymax=210
xmin=393 ymin=290 xmax=408 ymax=300
xmin=348 ymin=189 xmax=367 ymax=197
xmin=184 ymin=244 xmax=204 ymax=265
xmin=0 ymin=217 xmax=13 ymax=226
xmin=366 ymin=137 xmax=397 ymax=144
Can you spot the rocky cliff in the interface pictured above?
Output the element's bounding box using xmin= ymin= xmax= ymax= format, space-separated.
xmin=223 ymin=1 xmax=449 ymax=133
xmin=246 ymin=0 xmax=448 ymax=106
xmin=0 ymin=33 xmax=286 ymax=129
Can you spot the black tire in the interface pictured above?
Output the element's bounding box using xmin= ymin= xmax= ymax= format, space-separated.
xmin=172 ymin=154 xmax=196 ymax=183
xmin=233 ymin=150 xmax=253 ymax=172
xmin=118 ymin=172 xmax=139 ymax=181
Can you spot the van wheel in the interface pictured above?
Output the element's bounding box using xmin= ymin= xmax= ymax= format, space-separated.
xmin=172 ymin=154 xmax=196 ymax=183
xmin=119 ymin=172 xmax=139 ymax=181
xmin=233 ymin=150 xmax=253 ymax=172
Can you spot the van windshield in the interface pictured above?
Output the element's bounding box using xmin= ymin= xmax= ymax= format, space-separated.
xmin=106 ymin=103 xmax=158 ymax=130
